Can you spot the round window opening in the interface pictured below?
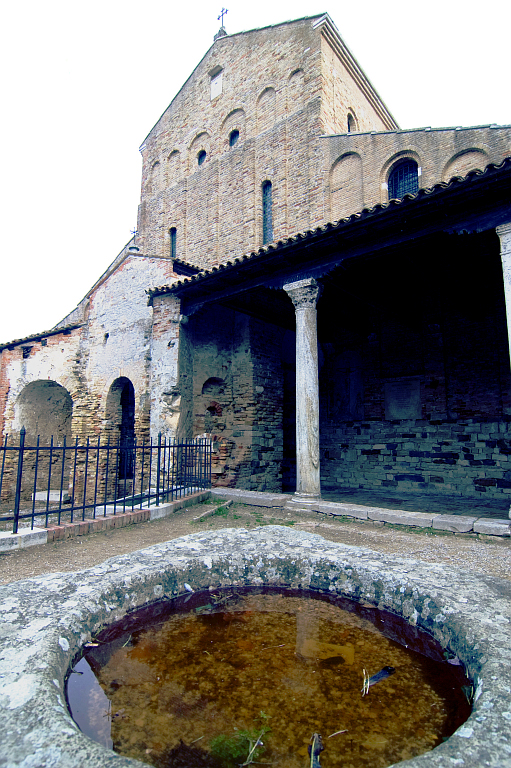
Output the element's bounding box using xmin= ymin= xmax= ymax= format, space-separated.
xmin=229 ymin=129 xmax=239 ymax=147
xmin=67 ymin=586 xmax=471 ymax=768
xmin=198 ymin=150 xmax=207 ymax=166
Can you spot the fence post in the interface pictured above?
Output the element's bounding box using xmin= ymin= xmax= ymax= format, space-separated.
xmin=13 ymin=427 xmax=26 ymax=534
xmin=156 ymin=432 xmax=162 ymax=507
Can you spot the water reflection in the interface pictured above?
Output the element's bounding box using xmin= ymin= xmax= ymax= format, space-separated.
xmin=66 ymin=589 xmax=471 ymax=768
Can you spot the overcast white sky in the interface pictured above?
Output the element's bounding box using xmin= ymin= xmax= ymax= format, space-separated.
xmin=1 ymin=0 xmax=509 ymax=344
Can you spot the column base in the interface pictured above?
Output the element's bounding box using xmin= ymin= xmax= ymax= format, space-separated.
xmin=285 ymin=492 xmax=321 ymax=512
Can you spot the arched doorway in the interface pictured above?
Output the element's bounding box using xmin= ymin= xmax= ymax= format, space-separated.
xmin=105 ymin=378 xmax=135 ymax=482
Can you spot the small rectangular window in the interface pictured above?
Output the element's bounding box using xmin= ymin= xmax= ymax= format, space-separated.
xmin=210 ymin=71 xmax=223 ymax=100
xmin=262 ymin=181 xmax=273 ymax=245
xmin=170 ymin=227 xmax=177 ymax=259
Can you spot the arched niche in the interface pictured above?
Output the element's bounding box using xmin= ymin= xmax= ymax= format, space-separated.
xmin=166 ymin=150 xmax=181 ymax=184
xmin=189 ymin=132 xmax=211 ymax=171
xmin=146 ymin=160 xmax=161 ymax=195
xmin=15 ymin=380 xmax=73 ymax=444
xmin=201 ymin=378 xmax=226 ymax=435
xmin=442 ymin=149 xmax=489 ymax=182
xmin=257 ymin=87 xmax=276 ymax=134
xmin=287 ymin=69 xmax=305 ymax=112
xmin=222 ymin=109 xmax=246 ymax=146
xmin=330 ymin=153 xmax=363 ymax=221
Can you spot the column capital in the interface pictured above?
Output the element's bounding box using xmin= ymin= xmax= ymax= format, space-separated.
xmin=495 ymin=221 xmax=511 ymax=258
xmin=495 ymin=221 xmax=511 ymax=237
xmin=283 ymin=278 xmax=322 ymax=310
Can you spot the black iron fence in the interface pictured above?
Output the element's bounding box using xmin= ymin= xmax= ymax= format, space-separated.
xmin=0 ymin=428 xmax=211 ymax=533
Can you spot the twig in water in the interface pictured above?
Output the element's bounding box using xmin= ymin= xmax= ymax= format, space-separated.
xmin=327 ymin=730 xmax=347 ymax=739
xmin=240 ymin=729 xmax=266 ymax=766
xmin=190 ymin=735 xmax=204 ymax=745
xmin=261 ymin=644 xmax=285 ymax=651
xmin=361 ymin=669 xmax=370 ymax=696
xmin=122 ymin=634 xmax=132 ymax=647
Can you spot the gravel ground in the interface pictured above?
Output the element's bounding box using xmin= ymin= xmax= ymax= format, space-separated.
xmin=1 ymin=501 xmax=510 ymax=585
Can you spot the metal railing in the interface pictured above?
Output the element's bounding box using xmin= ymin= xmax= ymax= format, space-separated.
xmin=0 ymin=428 xmax=211 ymax=533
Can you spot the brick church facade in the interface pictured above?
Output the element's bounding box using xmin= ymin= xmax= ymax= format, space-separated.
xmin=2 ymin=13 xmax=511 ymax=506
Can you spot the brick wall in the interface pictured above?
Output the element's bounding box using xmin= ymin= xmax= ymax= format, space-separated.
xmin=175 ymin=305 xmax=285 ymax=491
xmin=318 ymin=229 xmax=511 ymax=499
xmin=323 ymin=126 xmax=511 ymax=217
xmin=321 ymin=419 xmax=511 ymax=500
xmin=137 ymin=15 xmax=395 ymax=266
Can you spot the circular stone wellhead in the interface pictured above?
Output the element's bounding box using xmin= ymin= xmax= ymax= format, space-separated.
xmin=1 ymin=526 xmax=510 ymax=768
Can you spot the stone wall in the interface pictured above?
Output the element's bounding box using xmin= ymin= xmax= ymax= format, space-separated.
xmin=0 ymin=255 xmax=175 ymax=447
xmin=149 ymin=294 xmax=183 ymax=441
xmin=321 ymin=418 xmax=511 ymax=499
xmin=0 ymin=328 xmax=84 ymax=442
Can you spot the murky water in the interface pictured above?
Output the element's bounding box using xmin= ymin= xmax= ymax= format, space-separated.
xmin=67 ymin=588 xmax=471 ymax=768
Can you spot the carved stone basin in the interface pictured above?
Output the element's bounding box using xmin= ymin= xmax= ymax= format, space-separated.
xmin=1 ymin=526 xmax=510 ymax=767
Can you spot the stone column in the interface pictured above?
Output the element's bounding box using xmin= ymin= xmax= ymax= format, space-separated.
xmin=497 ymin=223 xmax=511 ymax=370
xmin=497 ymin=223 xmax=511 ymax=519
xmin=283 ymin=278 xmax=322 ymax=508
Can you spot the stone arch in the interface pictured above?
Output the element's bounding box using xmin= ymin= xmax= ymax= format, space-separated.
xmin=257 ymin=87 xmax=276 ymax=134
xmin=380 ymin=150 xmax=422 ymax=202
xmin=105 ymin=377 xmax=135 ymax=479
xmin=442 ymin=149 xmax=489 ymax=182
xmin=15 ymin=380 xmax=73 ymax=444
xmin=330 ymin=153 xmax=363 ymax=221
xmin=287 ymin=69 xmax=305 ymax=112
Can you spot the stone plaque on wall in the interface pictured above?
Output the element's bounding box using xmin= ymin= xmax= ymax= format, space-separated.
xmin=384 ymin=378 xmax=421 ymax=420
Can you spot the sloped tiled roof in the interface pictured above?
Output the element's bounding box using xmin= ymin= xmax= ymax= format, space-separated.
xmin=148 ymin=156 xmax=511 ymax=304
xmin=0 ymin=324 xmax=84 ymax=352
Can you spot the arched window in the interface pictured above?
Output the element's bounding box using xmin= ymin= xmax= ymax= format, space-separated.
xmin=388 ymin=160 xmax=419 ymax=200
xmin=169 ymin=227 xmax=176 ymax=259
xmin=262 ymin=180 xmax=273 ymax=245
xmin=347 ymin=114 xmax=356 ymax=133
xmin=229 ymin=129 xmax=239 ymax=147
xmin=198 ymin=150 xmax=207 ymax=166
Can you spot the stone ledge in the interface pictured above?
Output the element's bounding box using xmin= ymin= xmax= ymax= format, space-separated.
xmin=0 ymin=491 xmax=211 ymax=552
xmin=1 ymin=527 xmax=510 ymax=767
xmin=367 ymin=508 xmax=435 ymax=527
xmin=211 ymin=488 xmax=292 ymax=507
xmin=432 ymin=514 xmax=477 ymax=533
xmin=314 ymin=501 xmax=369 ymax=519
xmin=473 ymin=518 xmax=511 ymax=536
xmin=0 ymin=526 xmax=47 ymax=551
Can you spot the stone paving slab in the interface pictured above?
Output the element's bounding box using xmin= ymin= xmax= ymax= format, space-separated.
xmin=432 ymin=514 xmax=478 ymax=533
xmin=473 ymin=519 xmax=511 ymax=536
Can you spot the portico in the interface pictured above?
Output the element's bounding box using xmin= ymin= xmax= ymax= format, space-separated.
xmin=149 ymin=159 xmax=511 ymax=510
